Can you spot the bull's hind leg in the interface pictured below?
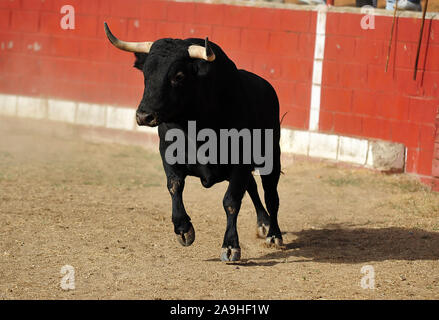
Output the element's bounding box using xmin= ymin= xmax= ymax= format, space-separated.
xmin=220 ymin=170 xmax=251 ymax=262
xmin=247 ymin=175 xmax=271 ymax=238
xmin=261 ymin=148 xmax=283 ymax=247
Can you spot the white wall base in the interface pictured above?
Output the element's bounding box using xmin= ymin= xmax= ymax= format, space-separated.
xmin=0 ymin=93 xmax=405 ymax=172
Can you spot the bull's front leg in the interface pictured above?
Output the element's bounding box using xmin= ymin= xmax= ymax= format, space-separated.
xmin=220 ymin=169 xmax=251 ymax=262
xmin=167 ymin=175 xmax=195 ymax=247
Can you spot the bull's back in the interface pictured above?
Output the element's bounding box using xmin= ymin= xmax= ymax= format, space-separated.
xmin=237 ymin=69 xmax=280 ymax=132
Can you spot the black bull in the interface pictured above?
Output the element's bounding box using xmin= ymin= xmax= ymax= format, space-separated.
xmin=104 ymin=23 xmax=283 ymax=261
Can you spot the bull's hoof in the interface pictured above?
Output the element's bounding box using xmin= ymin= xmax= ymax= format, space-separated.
xmin=176 ymin=224 xmax=195 ymax=247
xmin=265 ymin=236 xmax=285 ymax=249
xmin=256 ymin=224 xmax=270 ymax=239
xmin=220 ymin=247 xmax=241 ymax=262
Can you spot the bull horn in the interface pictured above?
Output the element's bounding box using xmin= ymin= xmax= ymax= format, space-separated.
xmin=188 ymin=37 xmax=216 ymax=62
xmin=104 ymin=22 xmax=153 ymax=53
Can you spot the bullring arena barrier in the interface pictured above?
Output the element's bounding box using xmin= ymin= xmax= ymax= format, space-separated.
xmin=0 ymin=0 xmax=438 ymax=188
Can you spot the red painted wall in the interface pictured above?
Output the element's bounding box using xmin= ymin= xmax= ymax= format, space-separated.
xmin=0 ymin=0 xmax=438 ymax=188
xmin=321 ymin=12 xmax=439 ymax=187
xmin=0 ymin=0 xmax=316 ymax=128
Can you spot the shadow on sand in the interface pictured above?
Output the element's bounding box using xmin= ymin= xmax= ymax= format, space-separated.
xmin=219 ymin=225 xmax=439 ymax=267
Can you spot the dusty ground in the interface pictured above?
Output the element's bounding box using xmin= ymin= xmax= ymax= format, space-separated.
xmin=1 ymin=116 xmax=439 ymax=300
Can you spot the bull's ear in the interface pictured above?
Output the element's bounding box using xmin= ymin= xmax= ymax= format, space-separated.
xmin=133 ymin=52 xmax=147 ymax=71
xmin=194 ymin=60 xmax=211 ymax=77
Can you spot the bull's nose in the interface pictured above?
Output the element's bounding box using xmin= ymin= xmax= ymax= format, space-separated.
xmin=136 ymin=112 xmax=157 ymax=126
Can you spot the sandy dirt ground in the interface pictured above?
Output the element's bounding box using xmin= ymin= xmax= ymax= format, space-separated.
xmin=1 ymin=116 xmax=439 ymax=300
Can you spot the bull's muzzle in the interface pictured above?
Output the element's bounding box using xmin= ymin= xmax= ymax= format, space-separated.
xmin=136 ymin=112 xmax=159 ymax=127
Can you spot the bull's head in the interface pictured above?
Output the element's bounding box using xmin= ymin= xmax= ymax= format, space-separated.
xmin=104 ymin=23 xmax=216 ymax=127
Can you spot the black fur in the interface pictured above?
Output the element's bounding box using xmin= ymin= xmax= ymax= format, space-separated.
xmin=133 ymin=38 xmax=282 ymax=260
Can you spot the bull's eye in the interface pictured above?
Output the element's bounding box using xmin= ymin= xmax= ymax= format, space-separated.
xmin=171 ymin=71 xmax=185 ymax=86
